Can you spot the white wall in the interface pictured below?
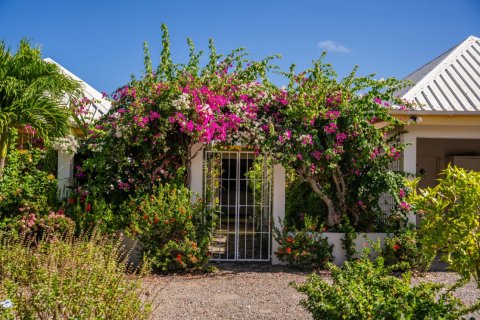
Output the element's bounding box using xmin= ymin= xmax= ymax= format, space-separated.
xmin=189 ymin=143 xmax=204 ymax=203
xmin=402 ymin=124 xmax=480 ymax=225
xmin=57 ymin=151 xmax=74 ymax=199
xmin=322 ymin=232 xmax=388 ymax=265
xmin=271 ymin=164 xmax=286 ymax=265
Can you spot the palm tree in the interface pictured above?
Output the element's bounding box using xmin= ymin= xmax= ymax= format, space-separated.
xmin=0 ymin=39 xmax=80 ymax=176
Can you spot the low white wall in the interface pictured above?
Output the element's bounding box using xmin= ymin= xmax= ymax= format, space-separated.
xmin=321 ymin=232 xmax=388 ymax=266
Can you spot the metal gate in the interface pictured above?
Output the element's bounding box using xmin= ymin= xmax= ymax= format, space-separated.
xmin=204 ymin=149 xmax=272 ymax=261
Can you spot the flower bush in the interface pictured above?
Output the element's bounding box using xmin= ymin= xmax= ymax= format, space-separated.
xmin=0 ymin=229 xmax=152 ymax=319
xmin=16 ymin=209 xmax=75 ymax=240
xmin=259 ymin=61 xmax=413 ymax=229
xmin=274 ymin=217 xmax=332 ymax=270
xmin=76 ymin=25 xmax=281 ymax=204
xmin=381 ymin=229 xmax=432 ymax=273
xmin=128 ymin=183 xmax=214 ymax=272
xmin=293 ymin=250 xmax=478 ymax=320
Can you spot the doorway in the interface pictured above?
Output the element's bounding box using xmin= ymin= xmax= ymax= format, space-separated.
xmin=204 ymin=149 xmax=272 ymax=261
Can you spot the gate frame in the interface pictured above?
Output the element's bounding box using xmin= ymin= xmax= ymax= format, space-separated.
xmin=189 ymin=143 xmax=285 ymax=265
xmin=203 ymin=149 xmax=272 ymax=262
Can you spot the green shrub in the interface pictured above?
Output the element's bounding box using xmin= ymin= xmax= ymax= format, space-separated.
xmin=63 ymin=190 xmax=119 ymax=233
xmin=293 ymin=252 xmax=476 ymax=320
xmin=381 ymin=229 xmax=432 ymax=273
xmin=274 ymin=218 xmax=333 ymax=270
xmin=0 ymin=132 xmax=58 ymax=229
xmin=0 ymin=230 xmax=152 ymax=319
xmin=285 ymin=178 xmax=327 ymax=230
xmin=129 ymin=183 xmax=214 ymax=273
xmin=408 ymin=166 xmax=480 ymax=288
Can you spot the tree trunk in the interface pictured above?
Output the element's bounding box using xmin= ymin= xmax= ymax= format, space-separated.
xmin=307 ymin=177 xmax=342 ymax=227
xmin=322 ymin=195 xmax=341 ymax=226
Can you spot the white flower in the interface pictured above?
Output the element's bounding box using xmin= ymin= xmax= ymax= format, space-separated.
xmin=52 ymin=134 xmax=79 ymax=155
xmin=172 ymin=93 xmax=191 ymax=110
xmin=0 ymin=299 xmax=13 ymax=309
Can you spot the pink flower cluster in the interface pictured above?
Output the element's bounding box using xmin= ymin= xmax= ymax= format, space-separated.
xmin=19 ymin=213 xmax=36 ymax=229
xmin=324 ymin=123 xmax=338 ymax=134
xmin=168 ymin=85 xmax=244 ymax=143
xmin=400 ymin=201 xmax=411 ymax=211
xmin=23 ymin=124 xmax=36 ymax=135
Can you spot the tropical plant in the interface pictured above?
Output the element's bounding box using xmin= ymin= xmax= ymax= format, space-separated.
xmin=273 ymin=217 xmax=332 ymax=270
xmin=381 ymin=229 xmax=433 ymax=273
xmin=0 ymin=129 xmax=58 ymax=229
xmin=0 ymin=39 xmax=80 ymax=176
xmin=293 ymin=249 xmax=478 ymax=320
xmin=407 ymin=166 xmax=480 ymax=288
xmin=128 ymin=183 xmax=215 ymax=272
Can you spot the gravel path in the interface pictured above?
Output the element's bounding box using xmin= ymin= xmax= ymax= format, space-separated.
xmin=144 ymin=264 xmax=479 ymax=320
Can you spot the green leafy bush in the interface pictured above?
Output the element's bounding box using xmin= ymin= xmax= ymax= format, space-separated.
xmin=274 ymin=218 xmax=333 ymax=270
xmin=0 ymin=230 xmax=152 ymax=319
xmin=408 ymin=166 xmax=480 ymax=288
xmin=129 ymin=183 xmax=214 ymax=272
xmin=63 ymin=190 xmax=119 ymax=233
xmin=381 ymin=229 xmax=432 ymax=273
xmin=0 ymin=131 xmax=58 ymax=229
xmin=293 ymin=252 xmax=476 ymax=320
xmin=285 ymin=177 xmax=327 ymax=230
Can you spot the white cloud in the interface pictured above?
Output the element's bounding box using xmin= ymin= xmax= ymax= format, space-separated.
xmin=317 ymin=40 xmax=351 ymax=53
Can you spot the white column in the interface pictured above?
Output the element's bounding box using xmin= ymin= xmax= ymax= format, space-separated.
xmin=57 ymin=151 xmax=74 ymax=199
xmin=272 ymin=164 xmax=286 ymax=265
xmin=189 ymin=143 xmax=204 ymax=203
xmin=402 ymin=131 xmax=417 ymax=225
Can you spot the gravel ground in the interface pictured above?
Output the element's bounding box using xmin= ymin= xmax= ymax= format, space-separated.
xmin=144 ymin=264 xmax=480 ymax=320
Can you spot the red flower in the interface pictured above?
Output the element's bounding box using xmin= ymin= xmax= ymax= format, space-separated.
xmin=176 ymin=254 xmax=183 ymax=264
xmin=85 ymin=203 xmax=92 ymax=212
xmin=286 ymin=236 xmax=293 ymax=243
xmin=393 ymin=244 xmax=401 ymax=251
xmin=286 ymin=247 xmax=292 ymax=254
xmin=67 ymin=198 xmax=76 ymax=205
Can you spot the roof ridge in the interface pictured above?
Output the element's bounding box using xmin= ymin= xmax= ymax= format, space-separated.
xmin=402 ymin=36 xmax=478 ymax=100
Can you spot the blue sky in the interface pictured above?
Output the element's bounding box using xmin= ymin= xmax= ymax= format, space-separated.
xmin=1 ymin=0 xmax=479 ymax=94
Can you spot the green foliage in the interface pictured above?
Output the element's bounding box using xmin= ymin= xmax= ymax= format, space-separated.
xmin=274 ymin=217 xmax=333 ymax=270
xmin=285 ymin=177 xmax=327 ymax=230
xmin=0 ymin=39 xmax=80 ymax=175
xmin=408 ymin=166 xmax=480 ymax=288
xmin=293 ymin=251 xmax=475 ymax=320
xmin=0 ymin=230 xmax=152 ymax=319
xmin=0 ymin=129 xmax=58 ymax=229
xmin=381 ymin=229 xmax=433 ymax=273
xmin=129 ymin=183 xmax=214 ymax=272
xmin=63 ymin=191 xmax=119 ymax=233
